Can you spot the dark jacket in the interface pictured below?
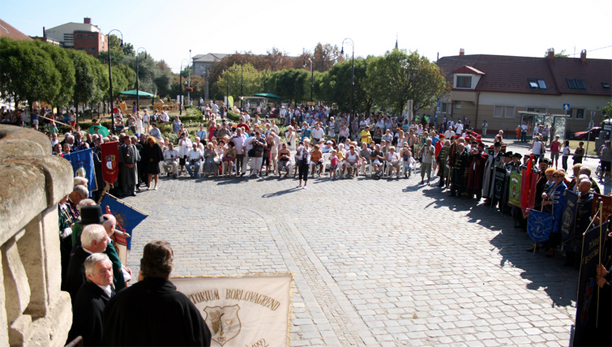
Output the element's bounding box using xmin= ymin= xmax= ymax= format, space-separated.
xmin=103 ymin=277 xmax=211 ymax=346
xmin=68 ymin=281 xmax=113 ymax=346
xmin=62 ymin=246 xmax=89 ymax=303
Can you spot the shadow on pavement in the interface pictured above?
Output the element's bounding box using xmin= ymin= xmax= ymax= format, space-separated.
xmin=421 ymin=178 xmax=578 ymax=308
xmin=261 ymin=187 xmax=300 ymax=198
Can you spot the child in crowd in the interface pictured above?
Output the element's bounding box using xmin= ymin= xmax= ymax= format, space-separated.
xmin=329 ymin=150 xmax=338 ymax=180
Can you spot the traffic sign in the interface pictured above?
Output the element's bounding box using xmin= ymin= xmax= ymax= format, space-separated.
xmin=563 ymin=103 xmax=570 ymax=111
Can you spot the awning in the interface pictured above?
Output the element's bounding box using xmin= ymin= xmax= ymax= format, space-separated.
xmin=119 ymin=89 xmax=155 ymax=98
xmin=253 ymin=93 xmax=284 ymax=100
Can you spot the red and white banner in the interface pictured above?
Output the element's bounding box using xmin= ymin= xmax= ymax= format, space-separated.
xmin=101 ymin=141 xmax=119 ymax=184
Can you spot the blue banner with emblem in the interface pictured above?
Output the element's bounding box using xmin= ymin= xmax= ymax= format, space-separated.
xmin=527 ymin=209 xmax=554 ymax=243
xmin=63 ymin=148 xmax=97 ymax=193
xmin=100 ymin=195 xmax=147 ymax=250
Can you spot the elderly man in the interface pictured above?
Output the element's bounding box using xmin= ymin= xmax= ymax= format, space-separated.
xmin=67 ymin=253 xmax=114 ymax=346
xmin=63 ymin=221 xmax=109 ymax=303
xmin=163 ymin=142 xmax=180 ymax=178
xmin=186 ymin=142 xmax=203 ymax=178
xmin=102 ymin=214 xmax=131 ymax=291
xmin=67 ymin=185 xmax=89 ymax=220
xmin=103 ymin=240 xmax=212 ymax=346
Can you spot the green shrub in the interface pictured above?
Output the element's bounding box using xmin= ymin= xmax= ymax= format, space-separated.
xmin=227 ymin=110 xmax=240 ymax=121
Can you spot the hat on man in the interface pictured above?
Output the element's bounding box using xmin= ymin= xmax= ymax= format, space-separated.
xmin=494 ymin=141 xmax=502 ymax=147
xmin=77 ymin=205 xmax=109 ymax=225
xmin=513 ymin=153 xmax=523 ymax=159
xmin=439 ymin=134 xmax=445 ymax=138
xmin=326 ymin=140 xmax=333 ymax=144
xmin=504 ymin=151 xmax=513 ymax=158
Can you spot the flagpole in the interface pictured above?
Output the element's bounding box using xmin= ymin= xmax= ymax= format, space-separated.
xmin=38 ymin=114 xmax=71 ymax=127
xmin=596 ymin=199 xmax=602 ymax=328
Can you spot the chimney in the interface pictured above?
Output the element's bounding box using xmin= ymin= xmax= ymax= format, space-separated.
xmin=42 ymin=26 xmax=46 ymax=38
xmin=459 ymin=48 xmax=465 ymax=56
xmin=580 ymin=49 xmax=587 ymax=65
xmin=547 ymin=48 xmax=554 ymax=59
xmin=84 ymin=17 xmax=91 ymax=24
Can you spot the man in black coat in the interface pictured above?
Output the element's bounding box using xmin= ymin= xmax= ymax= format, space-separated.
xmin=63 ymin=222 xmax=109 ymax=304
xmin=103 ymin=240 xmax=211 ymax=346
xmin=67 ymin=253 xmax=114 ymax=346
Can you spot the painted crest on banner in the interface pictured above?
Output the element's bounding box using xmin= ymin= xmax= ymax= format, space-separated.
xmin=204 ymin=305 xmax=241 ymax=346
xmin=106 ymin=154 xmax=116 ymax=170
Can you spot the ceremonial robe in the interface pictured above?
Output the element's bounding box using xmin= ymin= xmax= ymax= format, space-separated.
xmin=67 ymin=281 xmax=113 ymax=346
xmin=62 ymin=246 xmax=89 ymax=304
xmin=103 ymin=277 xmax=211 ymax=346
xmin=118 ymin=144 xmax=140 ymax=195
xmin=482 ymin=152 xmax=504 ymax=199
xmin=467 ymin=151 xmax=488 ymax=193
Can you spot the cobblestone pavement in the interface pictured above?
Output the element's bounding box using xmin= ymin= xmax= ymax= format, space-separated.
xmin=123 ymin=169 xmax=579 ymax=347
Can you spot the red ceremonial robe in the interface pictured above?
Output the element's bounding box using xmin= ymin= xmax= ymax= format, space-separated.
xmin=467 ymin=151 xmax=488 ymax=190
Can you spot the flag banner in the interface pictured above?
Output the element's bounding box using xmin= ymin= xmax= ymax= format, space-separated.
xmin=493 ymin=167 xmax=506 ymax=201
xmin=172 ymin=274 xmax=293 ymax=347
xmin=101 ymin=141 xmax=119 ymax=185
xmin=591 ymin=194 xmax=612 ymax=220
xmin=100 ymin=195 xmax=147 ymax=250
xmin=63 ymin=148 xmax=97 ymax=193
xmin=508 ymin=172 xmax=522 ymax=207
xmin=573 ymin=222 xmax=608 ymax=346
xmin=527 ymin=209 xmax=554 ymax=243
xmin=561 ymin=190 xmax=579 ymax=243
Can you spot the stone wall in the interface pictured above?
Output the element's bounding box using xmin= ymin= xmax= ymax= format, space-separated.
xmin=0 ymin=125 xmax=73 ymax=346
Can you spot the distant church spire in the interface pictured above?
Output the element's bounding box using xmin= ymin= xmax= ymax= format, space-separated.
xmin=395 ymin=34 xmax=398 ymax=49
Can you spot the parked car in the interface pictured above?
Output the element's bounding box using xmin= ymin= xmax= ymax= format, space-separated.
xmin=572 ymin=126 xmax=602 ymax=140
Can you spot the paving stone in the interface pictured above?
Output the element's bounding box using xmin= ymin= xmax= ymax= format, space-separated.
xmin=124 ymin=172 xmax=578 ymax=346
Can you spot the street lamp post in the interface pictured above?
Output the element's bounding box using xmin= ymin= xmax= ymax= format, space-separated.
xmin=240 ymin=64 xmax=244 ymax=109
xmin=179 ymin=58 xmax=188 ymax=115
xmin=135 ymin=47 xmax=147 ymax=111
xmin=341 ymin=38 xmax=355 ymax=120
xmin=106 ymin=29 xmax=123 ymax=134
xmin=303 ymin=53 xmax=314 ymax=103
xmin=188 ymin=49 xmax=192 ymax=106
xmin=226 ymin=69 xmax=230 ymax=107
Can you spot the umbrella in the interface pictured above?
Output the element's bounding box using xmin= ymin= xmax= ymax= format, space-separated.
xmin=88 ymin=124 xmax=110 ymax=137
xmin=119 ymin=89 xmax=155 ymax=98
xmin=253 ymin=93 xmax=284 ymax=100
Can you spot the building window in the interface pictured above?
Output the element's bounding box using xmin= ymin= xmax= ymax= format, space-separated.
xmin=528 ymin=78 xmax=547 ymax=89
xmin=566 ymin=108 xmax=573 ymax=118
xmin=494 ymin=106 xmax=515 ymax=118
xmin=602 ymin=82 xmax=610 ymax=89
xmin=441 ymin=103 xmax=448 ymax=113
xmin=527 ymin=107 xmax=547 ymax=113
xmin=77 ymin=34 xmax=84 ymax=39
xmin=567 ymin=79 xmax=586 ymax=90
xmin=78 ymin=48 xmax=84 ymax=51
xmin=575 ymin=108 xmax=585 ymax=119
xmin=88 ymin=48 xmax=95 ymax=52
xmin=88 ymin=35 xmax=95 ymax=39
xmin=456 ymin=76 xmax=472 ymax=88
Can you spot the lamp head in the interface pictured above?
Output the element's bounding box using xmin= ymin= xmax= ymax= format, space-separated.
xmin=340 ymin=46 xmax=344 ymax=55
xmin=120 ymin=40 xmax=124 ymax=48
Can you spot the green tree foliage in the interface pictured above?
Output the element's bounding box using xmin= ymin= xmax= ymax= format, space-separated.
xmin=212 ymin=63 xmax=261 ymax=101
xmin=319 ymin=58 xmax=372 ymax=114
xmin=34 ymin=40 xmax=75 ymax=108
xmin=365 ymin=49 xmax=450 ymax=115
xmin=270 ymin=69 xmax=308 ymax=104
xmin=0 ymin=38 xmax=61 ymax=109
xmin=603 ymin=100 xmax=612 ymax=120
xmin=68 ymin=49 xmax=97 ymax=107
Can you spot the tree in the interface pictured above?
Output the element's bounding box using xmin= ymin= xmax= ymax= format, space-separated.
xmin=544 ymin=48 xmax=570 ymax=57
xmin=312 ymin=43 xmax=341 ymax=72
xmin=34 ymin=40 xmax=75 ymax=108
xmin=0 ymin=38 xmax=61 ymax=110
xmin=365 ymin=49 xmax=450 ymax=115
xmin=212 ymin=63 xmax=261 ymax=101
xmin=68 ymin=50 xmax=97 ymax=109
xmin=603 ymin=100 xmax=612 ymax=120
xmin=270 ymin=69 xmax=308 ymax=104
xmin=319 ymin=58 xmax=372 ymax=114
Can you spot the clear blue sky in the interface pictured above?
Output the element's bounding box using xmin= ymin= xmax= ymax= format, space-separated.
xmin=4 ymin=0 xmax=612 ymax=73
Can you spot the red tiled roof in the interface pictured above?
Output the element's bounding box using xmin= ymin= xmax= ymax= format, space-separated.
xmin=437 ymin=54 xmax=612 ymax=97
xmin=0 ymin=18 xmax=32 ymax=41
xmin=451 ymin=65 xmax=485 ymax=75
